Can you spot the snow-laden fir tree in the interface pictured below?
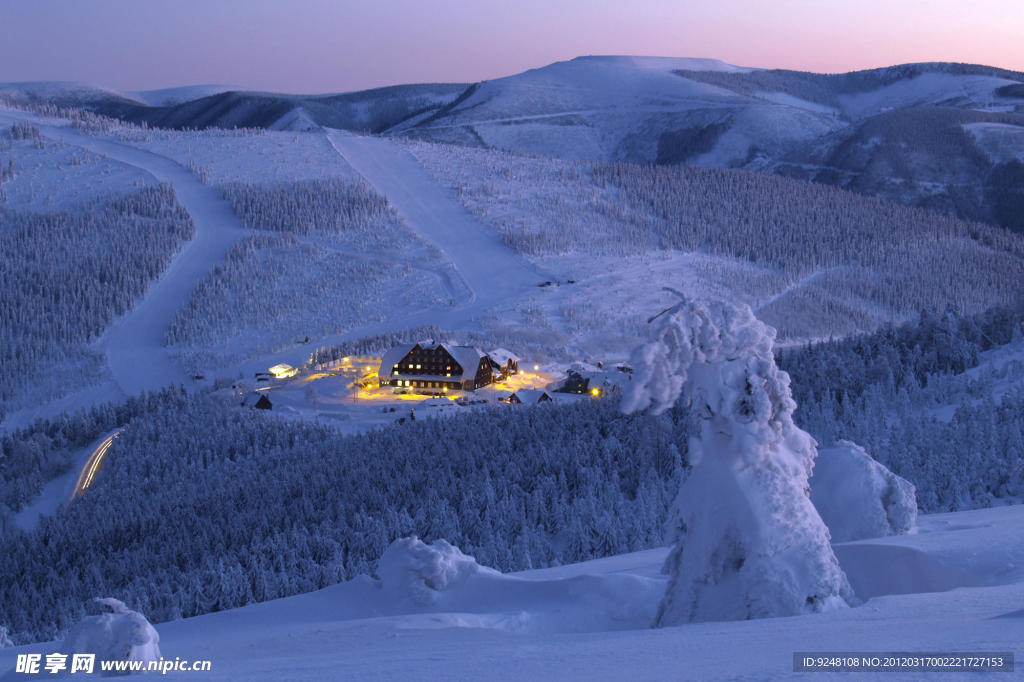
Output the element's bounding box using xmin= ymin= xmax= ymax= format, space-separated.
xmin=622 ymin=292 xmax=856 ymax=625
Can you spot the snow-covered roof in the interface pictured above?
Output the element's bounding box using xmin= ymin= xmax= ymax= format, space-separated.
xmin=447 ymin=345 xmax=486 ymax=378
xmin=512 ymin=389 xmax=550 ymax=404
xmin=378 ymin=343 xmax=485 ymax=381
xmin=379 ymin=344 xmax=416 ymax=377
xmin=488 ymin=348 xmax=520 ymax=365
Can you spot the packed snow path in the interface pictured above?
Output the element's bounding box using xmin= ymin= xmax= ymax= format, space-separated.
xmin=0 ymin=111 xmax=250 ymax=400
xmin=327 ymin=131 xmax=545 ymax=305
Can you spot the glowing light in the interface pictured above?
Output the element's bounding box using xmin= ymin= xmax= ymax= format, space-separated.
xmin=590 ymin=387 xmax=601 ymax=397
xmin=533 ymin=365 xmax=539 ymax=371
xmin=268 ymin=363 xmax=298 ymax=379
xmin=73 ymin=429 xmax=123 ymax=499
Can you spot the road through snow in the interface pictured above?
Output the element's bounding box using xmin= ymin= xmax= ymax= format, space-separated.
xmin=327 ymin=131 xmax=546 ymax=304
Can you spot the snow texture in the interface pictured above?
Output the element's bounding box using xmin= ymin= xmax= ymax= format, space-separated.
xmin=59 ymin=598 xmax=160 ymax=675
xmin=622 ymin=294 xmax=856 ymax=624
xmin=811 ymin=440 xmax=918 ymax=542
xmin=377 ymin=537 xmax=495 ymax=606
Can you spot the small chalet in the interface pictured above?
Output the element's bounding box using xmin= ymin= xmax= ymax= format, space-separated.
xmin=560 ymin=369 xmax=590 ymax=394
xmin=487 ymin=348 xmax=520 ymax=379
xmin=378 ymin=342 xmax=494 ymax=393
xmin=508 ymin=389 xmax=551 ymax=405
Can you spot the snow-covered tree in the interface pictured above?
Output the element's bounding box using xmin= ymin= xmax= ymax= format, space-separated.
xmin=622 ymin=293 xmax=856 ymax=625
xmin=61 ymin=598 xmax=160 ymax=671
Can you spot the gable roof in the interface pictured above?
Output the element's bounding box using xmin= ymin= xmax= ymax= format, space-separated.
xmin=378 ymin=342 xmax=486 ymax=382
xmin=446 ymin=345 xmax=486 ymax=376
xmin=488 ymin=348 xmax=520 ymax=365
xmin=511 ymin=389 xmax=551 ymax=404
xmin=378 ymin=344 xmax=416 ymax=377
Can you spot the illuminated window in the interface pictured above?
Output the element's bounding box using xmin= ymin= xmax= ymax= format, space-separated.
xmin=416 ymin=364 xmax=421 ymax=369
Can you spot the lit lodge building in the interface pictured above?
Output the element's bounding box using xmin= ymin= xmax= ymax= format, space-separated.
xmin=378 ymin=342 xmax=495 ymax=393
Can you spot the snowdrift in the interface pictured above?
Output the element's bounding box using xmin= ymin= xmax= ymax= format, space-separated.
xmin=59 ymin=598 xmax=160 ymax=673
xmin=374 ymin=537 xmax=664 ymax=633
xmin=811 ymin=440 xmax=918 ymax=542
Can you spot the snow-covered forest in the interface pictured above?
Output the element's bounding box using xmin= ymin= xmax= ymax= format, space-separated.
xmin=112 ymin=127 xmax=357 ymax=185
xmin=165 ymin=178 xmax=446 ymax=365
xmin=0 ymin=394 xmax=684 ymax=641
xmin=405 ymin=140 xmax=1024 ymax=338
xmin=784 ymin=306 xmax=1024 ymax=510
xmin=219 ymin=177 xmax=390 ymax=234
xmin=0 ymin=391 xmax=176 ymax=518
xmin=0 ymin=183 xmax=193 ymax=416
xmin=2 ymin=307 xmax=1022 ymax=643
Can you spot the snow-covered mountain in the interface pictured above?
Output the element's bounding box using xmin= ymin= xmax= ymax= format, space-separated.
xmin=15 ymin=56 xmax=1022 ymax=230
xmin=128 ymin=85 xmax=249 ymax=107
xmin=397 ymin=57 xmax=1024 ymax=230
xmin=0 ymin=81 xmax=144 ymax=108
xmin=2 ymin=56 xmax=1023 ymax=681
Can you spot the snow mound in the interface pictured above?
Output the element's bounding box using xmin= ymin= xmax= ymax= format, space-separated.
xmin=812 ymin=440 xmax=918 ymax=542
xmin=378 ymin=537 xmax=495 ymax=606
xmin=60 ymin=598 xmax=160 ymax=673
xmin=368 ymin=537 xmax=665 ymax=632
xmin=834 ymin=544 xmax=983 ymax=599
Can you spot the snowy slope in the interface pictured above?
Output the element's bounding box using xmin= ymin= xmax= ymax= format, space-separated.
xmin=3 ymin=506 xmax=1022 ymax=681
xmin=0 ymin=81 xmax=143 ymax=107
xmin=0 ymin=108 xmax=251 ymax=411
xmin=402 ymin=55 xmax=795 ymax=163
xmin=327 ymin=131 xmax=546 ymax=304
xmin=129 ymin=85 xmax=248 ymax=106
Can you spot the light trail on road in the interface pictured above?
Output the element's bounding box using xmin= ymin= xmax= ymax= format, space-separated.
xmin=71 ymin=429 xmax=124 ymax=499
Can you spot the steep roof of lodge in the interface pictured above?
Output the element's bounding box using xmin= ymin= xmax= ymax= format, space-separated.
xmin=488 ymin=348 xmax=520 ymax=365
xmin=446 ymin=345 xmax=487 ymax=377
xmin=379 ymin=342 xmax=486 ymax=382
xmin=379 ymin=344 xmax=416 ymax=377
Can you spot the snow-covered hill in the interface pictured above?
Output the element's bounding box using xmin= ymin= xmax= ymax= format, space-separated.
xmin=393 ymin=57 xmax=1024 ymax=231
xmin=0 ymin=81 xmax=143 ymax=108
xmin=3 ymin=506 xmax=1022 ymax=681
xmin=128 ymin=85 xmax=249 ymax=107
xmin=10 ymin=57 xmax=1024 ymax=230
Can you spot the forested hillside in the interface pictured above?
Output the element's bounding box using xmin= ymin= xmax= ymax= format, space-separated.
xmin=2 ymin=308 xmax=1021 ymax=643
xmin=0 ymin=184 xmax=194 ymax=416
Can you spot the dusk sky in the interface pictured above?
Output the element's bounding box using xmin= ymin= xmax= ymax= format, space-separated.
xmin=1 ymin=0 xmax=1021 ymax=94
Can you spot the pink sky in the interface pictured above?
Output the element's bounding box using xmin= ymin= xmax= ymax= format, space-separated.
xmin=0 ymin=0 xmax=1021 ymax=93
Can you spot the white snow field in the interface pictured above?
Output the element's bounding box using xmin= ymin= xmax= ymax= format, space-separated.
xmin=397 ymin=56 xmax=841 ymax=164
xmin=3 ymin=506 xmax=1023 ymax=681
xmin=327 ymin=131 xmax=547 ymax=304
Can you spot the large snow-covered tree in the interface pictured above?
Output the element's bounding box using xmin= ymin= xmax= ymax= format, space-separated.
xmin=622 ymin=292 xmax=856 ymax=625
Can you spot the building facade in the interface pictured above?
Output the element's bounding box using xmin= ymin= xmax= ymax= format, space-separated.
xmin=378 ymin=342 xmax=494 ymax=392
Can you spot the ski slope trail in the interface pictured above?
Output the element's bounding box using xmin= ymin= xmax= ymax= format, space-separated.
xmin=327 ymin=131 xmax=546 ymax=305
xmin=0 ymin=110 xmax=251 ymax=400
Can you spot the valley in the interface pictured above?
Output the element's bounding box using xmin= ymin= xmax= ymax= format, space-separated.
xmin=0 ymin=52 xmax=1022 ymax=680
